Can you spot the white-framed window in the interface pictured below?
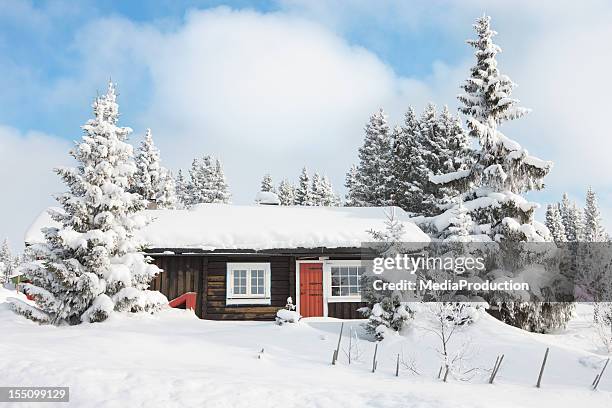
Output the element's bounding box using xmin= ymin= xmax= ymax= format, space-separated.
xmin=324 ymin=260 xmax=365 ymax=303
xmin=226 ymin=262 xmax=271 ymax=305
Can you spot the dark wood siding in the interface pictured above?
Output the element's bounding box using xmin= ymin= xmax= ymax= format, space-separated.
xmin=150 ymin=256 xmax=204 ymax=317
xmin=327 ymin=302 xmax=367 ymax=319
xmin=205 ymin=255 xmax=293 ymax=321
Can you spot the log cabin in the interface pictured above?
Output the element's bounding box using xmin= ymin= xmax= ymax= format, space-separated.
xmin=25 ymin=203 xmax=429 ymax=321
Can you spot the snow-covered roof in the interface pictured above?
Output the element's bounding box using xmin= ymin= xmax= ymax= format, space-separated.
xmin=254 ymin=191 xmax=280 ymax=205
xmin=25 ymin=204 xmax=429 ymax=251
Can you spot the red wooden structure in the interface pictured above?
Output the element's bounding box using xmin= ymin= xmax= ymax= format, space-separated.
xmin=168 ymin=292 xmax=197 ymax=311
xmin=299 ymin=263 xmax=323 ymax=317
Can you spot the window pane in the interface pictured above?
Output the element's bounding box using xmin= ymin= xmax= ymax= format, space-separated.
xmin=234 ymin=270 xmax=247 ymax=294
xmin=330 ymin=264 xmax=363 ymax=297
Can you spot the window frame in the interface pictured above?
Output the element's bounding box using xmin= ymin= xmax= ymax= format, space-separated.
xmin=324 ymin=260 xmax=365 ymax=303
xmin=226 ymin=262 xmax=271 ymax=305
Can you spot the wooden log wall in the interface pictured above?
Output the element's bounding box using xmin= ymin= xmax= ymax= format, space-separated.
xmin=327 ymin=302 xmax=367 ymax=320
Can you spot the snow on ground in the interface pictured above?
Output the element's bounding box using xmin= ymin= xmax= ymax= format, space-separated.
xmin=24 ymin=204 xmax=430 ymax=251
xmin=1 ymin=287 xmax=611 ymax=408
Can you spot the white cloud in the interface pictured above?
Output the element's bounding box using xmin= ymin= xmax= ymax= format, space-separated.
xmin=0 ymin=126 xmax=70 ymax=249
xmin=68 ymin=7 xmax=465 ymax=204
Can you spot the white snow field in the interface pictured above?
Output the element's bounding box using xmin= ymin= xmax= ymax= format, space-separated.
xmin=1 ymin=287 xmax=610 ymax=408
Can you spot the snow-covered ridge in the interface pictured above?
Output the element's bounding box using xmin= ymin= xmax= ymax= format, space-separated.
xmin=25 ymin=204 xmax=429 ymax=251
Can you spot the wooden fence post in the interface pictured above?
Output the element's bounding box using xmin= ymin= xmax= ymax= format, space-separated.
xmin=593 ymin=358 xmax=610 ymax=391
xmin=395 ymin=353 xmax=400 ymax=377
xmin=489 ymin=354 xmax=505 ymax=384
xmin=536 ymin=348 xmax=549 ymax=388
xmin=372 ymin=343 xmax=379 ymax=373
xmin=332 ymin=322 xmax=344 ymax=365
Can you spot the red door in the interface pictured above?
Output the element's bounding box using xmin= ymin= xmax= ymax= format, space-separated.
xmin=300 ymin=263 xmax=323 ymax=317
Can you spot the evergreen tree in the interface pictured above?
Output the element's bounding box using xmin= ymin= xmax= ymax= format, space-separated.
xmin=10 ymin=82 xmax=166 ymax=325
xmin=545 ymin=204 xmax=567 ymax=243
xmin=157 ymin=168 xmax=178 ymax=209
xmin=260 ymin=174 xmax=275 ymax=193
xmin=186 ymin=156 xmax=231 ymax=205
xmin=175 ymin=169 xmax=188 ymax=207
xmin=583 ymin=187 xmax=607 ymax=242
xmin=321 ymin=175 xmax=340 ymax=206
xmin=569 ymin=204 xmax=584 ymax=242
xmin=311 ymin=172 xmax=324 ymax=206
xmin=211 ymin=158 xmax=231 ymax=204
xmin=0 ymin=238 xmax=13 ymax=284
xmin=354 ymin=109 xmax=394 ymax=206
xmin=428 ymin=16 xmax=567 ymax=333
xmin=344 ymin=164 xmax=361 ymax=206
xmin=392 ymin=108 xmax=427 ymax=212
xmin=435 ymin=15 xmax=552 ymax=242
xmin=560 ymin=193 xmax=574 ymax=241
xmin=277 ymin=179 xmax=295 ymax=206
xmin=445 ymin=200 xmax=473 ymax=239
xmin=294 ymin=167 xmax=313 ymax=206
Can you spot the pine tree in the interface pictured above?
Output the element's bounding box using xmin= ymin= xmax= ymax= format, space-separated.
xmin=569 ymin=204 xmax=584 ymax=242
xmin=446 ymin=200 xmax=473 ymax=240
xmin=132 ymin=129 xmax=177 ymax=209
xmin=583 ymin=187 xmax=606 ymax=242
xmin=278 ymin=179 xmax=295 ymax=206
xmin=260 ymin=174 xmax=275 ymax=193
xmin=344 ymin=164 xmax=361 ymax=206
xmin=186 ymin=156 xmax=231 ymax=205
xmin=354 ymin=109 xmax=394 ymax=206
xmin=211 ymin=158 xmax=231 ymax=204
xmin=294 ymin=167 xmax=313 ymax=206
xmin=10 ymin=82 xmax=166 ymax=325
xmin=428 ymin=16 xmax=567 ymax=333
xmin=560 ymin=193 xmax=574 ymax=241
xmin=545 ymin=204 xmax=567 ymax=243
xmin=133 ymin=129 xmax=161 ymax=201
xmin=0 ymin=238 xmax=13 ymax=284
xmin=321 ymin=176 xmax=339 ymax=206
xmin=311 ymin=172 xmax=324 ymax=206
xmin=156 ymin=168 xmax=178 ymax=209
xmin=175 ymin=169 xmax=188 ymax=207
xmin=434 ymin=15 xmax=552 ymax=242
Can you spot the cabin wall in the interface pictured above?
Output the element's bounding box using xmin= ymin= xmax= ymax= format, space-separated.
xmin=327 ymin=302 xmax=368 ymax=319
xmin=150 ymin=255 xmax=295 ymax=321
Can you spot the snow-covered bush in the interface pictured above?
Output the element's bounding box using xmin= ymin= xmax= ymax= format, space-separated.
xmin=10 ymin=82 xmax=167 ymax=325
xmin=359 ymin=292 xmax=414 ymax=340
xmin=275 ymin=297 xmax=300 ymax=324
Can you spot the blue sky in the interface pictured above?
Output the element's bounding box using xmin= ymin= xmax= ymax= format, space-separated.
xmin=1 ymin=0 xmax=611 ymax=248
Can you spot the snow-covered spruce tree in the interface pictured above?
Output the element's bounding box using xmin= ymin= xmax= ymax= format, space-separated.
xmin=545 ymin=204 xmax=567 ymax=243
xmin=294 ymin=167 xmax=313 ymax=206
xmin=359 ymin=208 xmax=414 ymax=340
xmin=10 ymin=83 xmax=166 ymax=325
xmin=174 ymin=169 xmax=188 ymax=207
xmin=156 ymin=168 xmax=178 ymax=209
xmin=132 ymin=129 xmax=176 ymax=209
xmin=0 ymin=238 xmax=15 ymax=284
xmin=311 ymin=172 xmax=324 ymax=206
xmin=584 ymin=187 xmax=607 ymax=242
xmin=445 ymin=200 xmax=474 ymax=240
xmin=391 ymin=108 xmax=426 ymax=213
xmin=354 ymin=109 xmax=394 ymax=206
xmin=277 ymin=179 xmax=295 ymax=206
xmin=392 ymin=105 xmax=471 ymax=216
xmin=321 ymin=176 xmax=340 ymax=206
xmin=428 ymin=16 xmax=573 ymax=332
xmin=211 ymin=158 xmax=231 ymax=204
xmin=435 ymin=15 xmax=552 ymax=242
xmin=260 ymin=174 xmax=275 ymax=193
xmin=186 ymin=155 xmax=231 ymax=205
xmin=344 ymin=164 xmax=361 ymax=206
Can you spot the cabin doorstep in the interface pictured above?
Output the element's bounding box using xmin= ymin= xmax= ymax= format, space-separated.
xmin=25 ymin=204 xmax=429 ymax=320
